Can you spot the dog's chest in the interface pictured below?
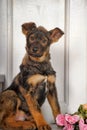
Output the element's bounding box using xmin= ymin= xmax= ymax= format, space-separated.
xmin=20 ymin=61 xmax=56 ymax=88
xmin=25 ymin=61 xmax=56 ymax=76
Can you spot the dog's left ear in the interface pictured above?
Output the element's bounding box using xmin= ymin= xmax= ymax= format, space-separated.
xmin=49 ymin=28 xmax=64 ymax=43
xmin=22 ymin=22 xmax=36 ymax=35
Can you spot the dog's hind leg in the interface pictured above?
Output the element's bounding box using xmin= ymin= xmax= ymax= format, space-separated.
xmin=3 ymin=115 xmax=36 ymax=130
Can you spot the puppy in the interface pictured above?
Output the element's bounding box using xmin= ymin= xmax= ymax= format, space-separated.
xmin=0 ymin=22 xmax=64 ymax=130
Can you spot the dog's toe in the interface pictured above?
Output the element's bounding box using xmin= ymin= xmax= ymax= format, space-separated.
xmin=38 ymin=124 xmax=51 ymax=130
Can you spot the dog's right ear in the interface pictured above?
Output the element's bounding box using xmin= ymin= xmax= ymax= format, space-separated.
xmin=22 ymin=22 xmax=36 ymax=35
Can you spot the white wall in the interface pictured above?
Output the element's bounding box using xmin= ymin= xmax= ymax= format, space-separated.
xmin=68 ymin=0 xmax=87 ymax=113
xmin=0 ymin=0 xmax=8 ymax=84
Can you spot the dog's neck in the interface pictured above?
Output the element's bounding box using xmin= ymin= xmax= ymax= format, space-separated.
xmin=22 ymin=52 xmax=50 ymax=66
xmin=29 ymin=52 xmax=50 ymax=63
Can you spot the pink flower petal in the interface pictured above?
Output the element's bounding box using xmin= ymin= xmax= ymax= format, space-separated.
xmin=63 ymin=122 xmax=74 ymax=130
xmin=65 ymin=114 xmax=80 ymax=124
xmin=56 ymin=114 xmax=65 ymax=126
xmin=79 ymin=119 xmax=87 ymax=130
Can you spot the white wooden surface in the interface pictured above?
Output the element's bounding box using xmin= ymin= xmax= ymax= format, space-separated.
xmin=0 ymin=0 xmax=8 ymax=84
xmin=68 ymin=0 xmax=87 ymax=113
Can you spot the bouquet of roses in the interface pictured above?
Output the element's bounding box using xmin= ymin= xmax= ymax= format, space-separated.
xmin=56 ymin=104 xmax=87 ymax=130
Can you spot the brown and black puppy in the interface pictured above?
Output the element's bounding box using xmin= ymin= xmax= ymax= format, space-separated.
xmin=0 ymin=22 xmax=64 ymax=130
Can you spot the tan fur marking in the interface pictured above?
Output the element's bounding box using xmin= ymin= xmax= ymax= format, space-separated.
xmin=27 ymin=74 xmax=47 ymax=87
xmin=15 ymin=75 xmax=19 ymax=85
xmin=30 ymin=51 xmax=48 ymax=62
xmin=47 ymin=94 xmax=61 ymax=119
xmin=47 ymin=75 xmax=56 ymax=83
xmin=22 ymin=53 xmax=29 ymax=65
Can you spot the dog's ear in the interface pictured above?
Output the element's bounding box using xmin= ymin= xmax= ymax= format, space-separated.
xmin=22 ymin=22 xmax=36 ymax=35
xmin=49 ymin=28 xmax=64 ymax=43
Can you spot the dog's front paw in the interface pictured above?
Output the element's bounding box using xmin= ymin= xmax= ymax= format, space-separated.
xmin=23 ymin=122 xmax=36 ymax=130
xmin=38 ymin=124 xmax=51 ymax=130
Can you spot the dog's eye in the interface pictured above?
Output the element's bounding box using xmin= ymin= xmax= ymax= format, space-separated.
xmin=42 ymin=39 xmax=48 ymax=44
xmin=29 ymin=35 xmax=35 ymax=41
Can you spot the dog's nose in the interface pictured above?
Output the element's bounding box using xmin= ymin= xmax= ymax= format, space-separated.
xmin=33 ymin=47 xmax=38 ymax=52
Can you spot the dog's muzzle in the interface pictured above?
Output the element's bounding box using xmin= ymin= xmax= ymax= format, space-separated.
xmin=27 ymin=43 xmax=44 ymax=57
xmin=32 ymin=47 xmax=39 ymax=53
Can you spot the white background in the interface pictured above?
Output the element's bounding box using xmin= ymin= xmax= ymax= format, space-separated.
xmin=0 ymin=0 xmax=87 ymax=123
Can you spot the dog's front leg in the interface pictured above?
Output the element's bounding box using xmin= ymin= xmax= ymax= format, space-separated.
xmin=47 ymin=75 xmax=61 ymax=120
xmin=20 ymin=86 xmax=51 ymax=130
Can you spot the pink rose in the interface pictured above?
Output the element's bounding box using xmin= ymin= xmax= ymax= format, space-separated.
xmin=79 ymin=119 xmax=87 ymax=130
xmin=56 ymin=114 xmax=65 ymax=126
xmin=65 ymin=114 xmax=80 ymax=124
xmin=56 ymin=113 xmax=80 ymax=130
xmin=63 ymin=122 xmax=74 ymax=130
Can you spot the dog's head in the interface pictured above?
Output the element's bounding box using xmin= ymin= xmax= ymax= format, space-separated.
xmin=22 ymin=22 xmax=64 ymax=62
